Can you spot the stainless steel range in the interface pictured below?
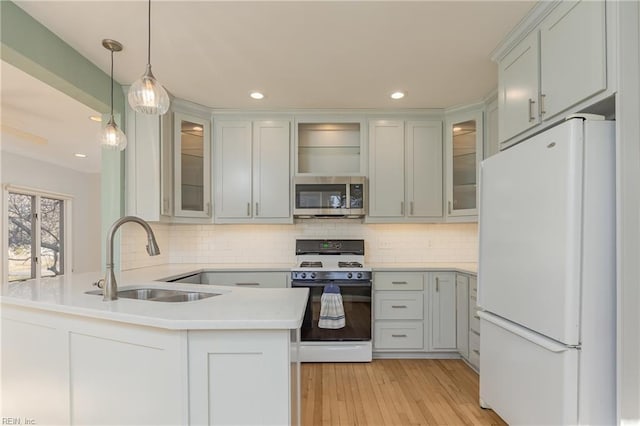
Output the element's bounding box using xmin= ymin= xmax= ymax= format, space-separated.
xmin=291 ymin=239 xmax=372 ymax=362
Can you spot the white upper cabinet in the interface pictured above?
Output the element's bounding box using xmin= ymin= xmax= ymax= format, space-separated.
xmin=495 ymin=0 xmax=613 ymax=146
xmin=368 ymin=119 xmax=443 ymax=222
xmin=124 ymin=101 xmax=172 ymax=222
xmin=368 ymin=120 xmax=405 ymax=218
xmin=214 ymin=121 xmax=252 ymax=219
xmin=406 ymin=121 xmax=443 ymax=218
xmin=252 ymin=121 xmax=291 ymax=220
xmin=174 ymin=112 xmax=212 ymax=219
xmin=498 ymin=30 xmax=540 ymax=143
xmin=445 ymin=108 xmax=483 ymax=219
xmin=214 ymin=120 xmax=291 ymax=223
xmin=539 ymin=1 xmax=606 ymax=119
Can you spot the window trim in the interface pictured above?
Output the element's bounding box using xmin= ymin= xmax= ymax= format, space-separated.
xmin=3 ymin=184 xmax=73 ymax=284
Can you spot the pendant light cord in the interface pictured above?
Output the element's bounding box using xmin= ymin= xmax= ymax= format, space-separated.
xmin=110 ymin=48 xmax=114 ymax=118
xmin=147 ymin=0 xmax=151 ymax=66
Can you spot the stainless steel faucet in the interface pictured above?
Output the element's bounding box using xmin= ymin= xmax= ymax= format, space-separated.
xmin=103 ymin=216 xmax=160 ymax=301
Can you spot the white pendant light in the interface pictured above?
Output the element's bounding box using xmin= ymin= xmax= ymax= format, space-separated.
xmin=98 ymin=39 xmax=127 ymax=151
xmin=128 ymin=0 xmax=170 ymax=115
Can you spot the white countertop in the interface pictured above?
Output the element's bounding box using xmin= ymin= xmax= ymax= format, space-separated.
xmin=120 ymin=262 xmax=477 ymax=280
xmin=1 ymin=269 xmax=308 ymax=331
xmin=368 ymin=262 xmax=477 ymax=274
xmin=2 ymin=261 xmax=476 ymax=331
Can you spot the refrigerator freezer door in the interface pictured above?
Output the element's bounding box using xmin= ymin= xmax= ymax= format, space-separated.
xmin=479 ymin=311 xmax=579 ymax=426
xmin=478 ymin=119 xmax=583 ymax=345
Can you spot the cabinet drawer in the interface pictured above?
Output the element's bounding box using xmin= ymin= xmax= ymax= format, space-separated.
xmin=202 ymin=272 xmax=287 ymax=288
xmin=375 ymin=291 xmax=423 ymax=320
xmin=374 ymin=272 xmax=424 ymax=291
xmin=374 ymin=321 xmax=424 ymax=350
xmin=469 ymin=328 xmax=480 ymax=368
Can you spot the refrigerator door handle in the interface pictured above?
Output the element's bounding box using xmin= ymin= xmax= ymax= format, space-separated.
xmin=478 ymin=311 xmax=573 ymax=353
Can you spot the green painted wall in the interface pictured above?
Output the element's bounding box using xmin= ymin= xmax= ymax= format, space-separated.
xmin=0 ymin=1 xmax=124 ymax=116
xmin=1 ymin=1 xmax=125 ymax=271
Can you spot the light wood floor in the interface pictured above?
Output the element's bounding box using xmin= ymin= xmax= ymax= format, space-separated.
xmin=301 ymin=359 xmax=506 ymax=426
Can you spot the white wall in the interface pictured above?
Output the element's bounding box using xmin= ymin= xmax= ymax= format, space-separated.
xmin=121 ymin=221 xmax=478 ymax=270
xmin=1 ymin=152 xmax=101 ymax=273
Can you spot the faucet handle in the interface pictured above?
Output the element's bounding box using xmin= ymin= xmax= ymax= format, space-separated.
xmin=93 ymin=279 xmax=105 ymax=289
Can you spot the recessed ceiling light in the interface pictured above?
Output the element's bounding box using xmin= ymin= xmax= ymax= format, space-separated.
xmin=453 ymin=127 xmax=462 ymax=132
xmin=193 ymin=126 xmax=203 ymax=131
xmin=74 ymin=153 xmax=88 ymax=158
xmin=89 ymin=115 xmax=102 ymax=122
xmin=250 ymin=91 xmax=265 ymax=100
xmin=390 ymin=91 xmax=406 ymax=100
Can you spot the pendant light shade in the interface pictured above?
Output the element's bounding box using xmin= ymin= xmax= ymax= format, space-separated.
xmin=128 ymin=64 xmax=170 ymax=115
xmin=99 ymin=39 xmax=127 ymax=151
xmin=128 ymin=0 xmax=170 ymax=115
xmin=99 ymin=117 xmax=128 ymax=150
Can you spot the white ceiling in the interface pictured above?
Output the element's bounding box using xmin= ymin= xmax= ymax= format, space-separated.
xmin=14 ymin=0 xmax=535 ymax=110
xmin=1 ymin=61 xmax=102 ymax=173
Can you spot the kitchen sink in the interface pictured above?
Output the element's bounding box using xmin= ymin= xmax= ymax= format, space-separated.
xmin=85 ymin=288 xmax=220 ymax=302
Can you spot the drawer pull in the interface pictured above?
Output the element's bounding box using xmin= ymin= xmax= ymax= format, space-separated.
xmin=391 ymin=305 xmax=408 ymax=309
xmin=391 ymin=281 xmax=408 ymax=285
xmin=473 ymin=349 xmax=480 ymax=355
xmin=471 ymin=329 xmax=480 ymax=336
xmin=391 ymin=334 xmax=407 ymax=338
xmin=235 ymin=282 xmax=260 ymax=286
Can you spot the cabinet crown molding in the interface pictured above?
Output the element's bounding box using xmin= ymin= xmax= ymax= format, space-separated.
xmin=490 ymin=0 xmax=561 ymax=63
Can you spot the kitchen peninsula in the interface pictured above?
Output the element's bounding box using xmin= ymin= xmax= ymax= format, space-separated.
xmin=1 ymin=269 xmax=308 ymax=426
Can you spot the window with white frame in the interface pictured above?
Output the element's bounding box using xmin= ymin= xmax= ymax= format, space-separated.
xmin=5 ymin=187 xmax=71 ymax=282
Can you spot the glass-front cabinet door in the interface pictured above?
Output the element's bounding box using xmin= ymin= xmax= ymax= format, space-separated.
xmin=445 ymin=109 xmax=483 ymax=219
xmin=174 ymin=112 xmax=211 ymax=218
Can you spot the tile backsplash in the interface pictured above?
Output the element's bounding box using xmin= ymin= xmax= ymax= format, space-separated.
xmin=121 ymin=220 xmax=478 ymax=270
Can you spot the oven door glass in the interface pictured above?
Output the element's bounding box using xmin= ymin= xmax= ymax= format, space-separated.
xmin=294 ymin=281 xmax=372 ymax=342
xmin=295 ymin=184 xmax=346 ymax=209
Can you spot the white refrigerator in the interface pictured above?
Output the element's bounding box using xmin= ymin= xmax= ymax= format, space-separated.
xmin=478 ymin=116 xmax=616 ymax=425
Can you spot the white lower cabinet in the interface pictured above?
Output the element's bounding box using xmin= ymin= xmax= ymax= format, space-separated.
xmin=468 ymin=276 xmax=480 ymax=371
xmin=430 ymin=272 xmax=457 ymax=351
xmin=456 ymin=274 xmax=469 ymax=359
xmin=373 ymin=272 xmax=425 ymax=351
xmin=2 ymin=304 xmax=298 ymax=426
xmin=375 ymin=321 xmax=424 ymax=350
xmin=202 ymin=271 xmax=289 ymax=288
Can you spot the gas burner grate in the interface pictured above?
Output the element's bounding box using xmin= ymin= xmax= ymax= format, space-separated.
xmin=339 ymin=261 xmax=363 ymax=268
xmin=300 ymin=261 xmax=323 ymax=268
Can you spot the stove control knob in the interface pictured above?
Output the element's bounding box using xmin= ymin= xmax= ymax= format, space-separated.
xmin=301 ymin=272 xmax=306 ymax=279
xmin=347 ymin=272 xmax=353 ymax=279
xmin=357 ymin=272 xmax=363 ymax=279
xmin=310 ymin=272 xmax=316 ymax=279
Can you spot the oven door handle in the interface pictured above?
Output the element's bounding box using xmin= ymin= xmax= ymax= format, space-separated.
xmin=291 ymin=281 xmax=372 ymax=288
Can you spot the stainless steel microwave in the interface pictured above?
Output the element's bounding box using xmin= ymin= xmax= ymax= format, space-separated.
xmin=293 ymin=176 xmax=366 ymax=218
